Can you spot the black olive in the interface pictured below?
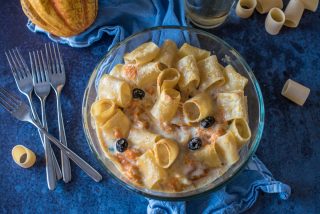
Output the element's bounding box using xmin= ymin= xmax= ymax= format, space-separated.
xmin=188 ymin=137 xmax=202 ymax=150
xmin=132 ymin=88 xmax=145 ymax=99
xmin=200 ymin=116 xmax=215 ymax=128
xmin=116 ymin=138 xmax=128 ymax=152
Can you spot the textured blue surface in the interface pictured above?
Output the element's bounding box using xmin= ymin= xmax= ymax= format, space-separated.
xmin=0 ymin=1 xmax=319 ymax=214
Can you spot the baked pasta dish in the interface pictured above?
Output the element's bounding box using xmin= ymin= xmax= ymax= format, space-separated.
xmin=91 ymin=40 xmax=251 ymax=192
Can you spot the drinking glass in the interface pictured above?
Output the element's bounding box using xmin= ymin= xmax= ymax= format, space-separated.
xmin=185 ymin=0 xmax=236 ymax=28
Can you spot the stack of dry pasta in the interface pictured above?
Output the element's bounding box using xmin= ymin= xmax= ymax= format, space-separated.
xmin=235 ymin=0 xmax=319 ymax=35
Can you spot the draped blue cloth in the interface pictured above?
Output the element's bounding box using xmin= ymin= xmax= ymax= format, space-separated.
xmin=27 ymin=0 xmax=187 ymax=49
xmin=27 ymin=1 xmax=291 ymax=213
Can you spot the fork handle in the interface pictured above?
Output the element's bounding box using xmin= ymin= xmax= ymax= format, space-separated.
xmin=27 ymin=93 xmax=62 ymax=180
xmin=40 ymin=99 xmax=56 ymax=190
xmin=31 ymin=120 xmax=103 ymax=182
xmin=55 ymin=89 xmax=72 ymax=183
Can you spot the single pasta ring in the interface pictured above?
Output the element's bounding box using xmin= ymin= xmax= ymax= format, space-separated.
xmin=12 ymin=145 xmax=36 ymax=168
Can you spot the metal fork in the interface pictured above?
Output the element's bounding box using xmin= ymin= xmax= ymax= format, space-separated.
xmin=30 ymin=50 xmax=56 ymax=190
xmin=0 ymin=87 xmax=102 ymax=182
xmin=5 ymin=49 xmax=62 ymax=183
xmin=46 ymin=43 xmax=71 ymax=183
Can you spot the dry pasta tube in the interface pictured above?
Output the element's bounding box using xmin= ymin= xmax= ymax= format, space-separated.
xmin=256 ymin=0 xmax=283 ymax=14
xmin=281 ymin=79 xmax=310 ymax=106
xmin=265 ymin=8 xmax=285 ymax=35
xmin=153 ymin=138 xmax=179 ymax=168
xmin=236 ymin=0 xmax=257 ymax=19
xmin=98 ymin=74 xmax=132 ymax=108
xmin=300 ymin=0 xmax=319 ymax=12
xmin=12 ymin=145 xmax=36 ymax=168
xmin=91 ymin=99 xmax=117 ymax=126
xmin=157 ymin=68 xmax=181 ymax=95
xmin=183 ymin=92 xmax=214 ymax=123
xmin=284 ymin=0 xmax=305 ymax=28
xmin=229 ymin=118 xmax=252 ymax=147
xmin=151 ymin=88 xmax=181 ymax=122
xmin=215 ymin=131 xmax=239 ymax=165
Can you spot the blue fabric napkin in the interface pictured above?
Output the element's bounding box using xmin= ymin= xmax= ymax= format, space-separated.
xmin=27 ymin=0 xmax=187 ymax=49
xmin=27 ymin=0 xmax=291 ymax=213
xmin=147 ymin=156 xmax=291 ymax=214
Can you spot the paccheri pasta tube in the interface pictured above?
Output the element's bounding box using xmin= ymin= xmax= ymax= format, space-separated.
xmin=192 ymin=144 xmax=222 ymax=168
xmin=284 ymin=0 xmax=305 ymax=28
xmin=153 ymin=138 xmax=179 ymax=168
xmin=154 ymin=39 xmax=178 ymax=67
xmin=300 ymin=0 xmax=319 ymax=12
xmin=151 ymin=88 xmax=181 ymax=122
xmin=101 ymin=109 xmax=131 ymax=139
xmin=197 ymin=55 xmax=225 ymax=92
xmin=157 ymin=68 xmax=181 ymax=95
xmin=178 ymin=43 xmax=210 ymax=61
xmin=229 ymin=118 xmax=252 ymax=147
xmin=265 ymin=8 xmax=285 ymax=35
xmin=215 ymin=92 xmax=247 ymax=122
xmin=124 ymin=42 xmax=160 ymax=65
xmin=98 ymin=74 xmax=132 ymax=107
xmin=183 ymin=92 xmax=214 ymax=123
xmin=215 ymin=65 xmax=248 ymax=93
xmin=281 ymin=79 xmax=310 ymax=106
xmin=91 ymin=99 xmax=117 ymax=126
xmin=176 ymin=55 xmax=200 ymax=96
xmin=128 ymin=128 xmax=162 ymax=152
xmin=256 ymin=0 xmax=283 ymax=14
xmin=236 ymin=0 xmax=257 ymax=19
xmin=135 ymin=62 xmax=167 ymax=87
xmin=137 ymin=150 xmax=167 ymax=189
xmin=215 ymin=131 xmax=239 ymax=165
xmin=12 ymin=145 xmax=36 ymax=168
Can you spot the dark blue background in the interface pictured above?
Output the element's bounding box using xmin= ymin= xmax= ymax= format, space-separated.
xmin=0 ymin=1 xmax=319 ymax=213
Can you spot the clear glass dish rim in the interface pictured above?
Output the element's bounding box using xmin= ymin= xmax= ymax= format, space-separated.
xmin=82 ymin=25 xmax=265 ymax=201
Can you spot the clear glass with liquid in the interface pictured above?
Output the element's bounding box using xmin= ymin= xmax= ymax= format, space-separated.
xmin=185 ymin=0 xmax=236 ymax=28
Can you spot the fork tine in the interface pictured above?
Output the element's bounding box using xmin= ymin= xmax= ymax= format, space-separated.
xmin=8 ymin=50 xmax=23 ymax=80
xmin=45 ymin=44 xmax=51 ymax=74
xmin=40 ymin=50 xmax=49 ymax=82
xmin=5 ymin=51 xmax=19 ymax=81
xmin=0 ymin=88 xmax=20 ymax=112
xmin=29 ymin=52 xmax=36 ymax=84
xmin=0 ymin=92 xmax=14 ymax=112
xmin=0 ymin=87 xmax=21 ymax=105
xmin=37 ymin=51 xmax=45 ymax=82
xmin=48 ymin=43 xmax=56 ymax=74
xmin=52 ymin=43 xmax=60 ymax=74
xmin=16 ymin=48 xmax=31 ymax=77
xmin=33 ymin=51 xmax=41 ymax=83
xmin=56 ymin=43 xmax=64 ymax=74
xmin=12 ymin=49 xmax=26 ymax=79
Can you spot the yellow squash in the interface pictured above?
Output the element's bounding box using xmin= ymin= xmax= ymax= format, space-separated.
xmin=21 ymin=0 xmax=98 ymax=37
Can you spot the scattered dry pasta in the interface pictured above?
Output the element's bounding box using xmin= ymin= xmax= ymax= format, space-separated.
xmin=12 ymin=145 xmax=36 ymax=168
xmin=265 ymin=7 xmax=285 ymax=35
